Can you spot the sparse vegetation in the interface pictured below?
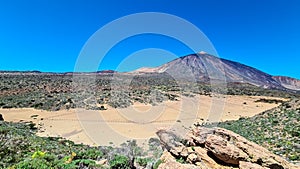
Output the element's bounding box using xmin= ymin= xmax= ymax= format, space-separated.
xmin=0 ymin=121 xmax=163 ymax=168
xmin=255 ymin=98 xmax=285 ymax=104
xmin=1 ymin=72 xmax=300 ymax=167
xmin=153 ymin=159 xmax=163 ymax=169
xmin=136 ymin=157 xmax=151 ymax=167
xmin=109 ymin=155 xmax=130 ymax=169
xmin=216 ymin=99 xmax=300 ymax=164
xmin=0 ymin=74 xmax=181 ymax=110
xmin=0 ymin=73 xmax=297 ymax=111
xmin=0 ymin=121 xmax=104 ymax=168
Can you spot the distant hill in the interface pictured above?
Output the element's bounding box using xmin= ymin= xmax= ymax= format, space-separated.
xmin=0 ymin=70 xmax=42 ymax=74
xmin=1 ymin=53 xmax=299 ymax=91
xmin=133 ymin=52 xmax=298 ymax=91
xmin=272 ymin=76 xmax=300 ymax=91
xmin=0 ymin=70 xmax=117 ymax=76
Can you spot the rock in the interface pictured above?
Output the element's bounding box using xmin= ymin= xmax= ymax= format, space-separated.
xmin=195 ymin=162 xmax=202 ymax=166
xmin=156 ymin=127 xmax=300 ymax=169
xmin=180 ymin=147 xmax=189 ymax=157
xmin=158 ymin=151 xmax=200 ymax=169
xmin=157 ymin=161 xmax=200 ymax=169
xmin=160 ymin=151 xmax=176 ymax=163
xmin=0 ymin=114 xmax=3 ymax=121
xmin=170 ymin=146 xmax=185 ymax=157
xmin=95 ymin=159 xmax=110 ymax=169
xmin=187 ymin=153 xmax=199 ymax=163
xmin=213 ymin=128 xmax=293 ymax=168
xmin=96 ymin=159 xmax=108 ymax=165
xmin=239 ymin=161 xmax=268 ymax=169
xmin=205 ymin=134 xmax=248 ymax=165
xmin=187 ymin=127 xmax=214 ymax=146
xmin=187 ymin=147 xmax=195 ymax=154
xmin=294 ymin=143 xmax=300 ymax=150
xmin=193 ymin=146 xmax=229 ymax=169
xmin=156 ymin=129 xmax=185 ymax=156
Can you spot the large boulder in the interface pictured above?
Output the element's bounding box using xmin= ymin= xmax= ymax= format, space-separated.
xmin=205 ymin=134 xmax=248 ymax=165
xmin=156 ymin=127 xmax=300 ymax=169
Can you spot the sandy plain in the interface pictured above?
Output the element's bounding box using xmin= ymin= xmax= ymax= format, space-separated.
xmin=0 ymin=95 xmax=287 ymax=146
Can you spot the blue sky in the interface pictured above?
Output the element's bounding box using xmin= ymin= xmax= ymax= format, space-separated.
xmin=0 ymin=0 xmax=299 ymax=79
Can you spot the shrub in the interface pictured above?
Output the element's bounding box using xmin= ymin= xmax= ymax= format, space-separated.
xmin=136 ymin=157 xmax=151 ymax=167
xmin=14 ymin=158 xmax=52 ymax=169
xmin=76 ymin=148 xmax=103 ymax=160
xmin=109 ymin=155 xmax=130 ymax=169
xmin=153 ymin=159 xmax=163 ymax=169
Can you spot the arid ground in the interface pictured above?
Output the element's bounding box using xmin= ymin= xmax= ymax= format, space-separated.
xmin=0 ymin=95 xmax=287 ymax=146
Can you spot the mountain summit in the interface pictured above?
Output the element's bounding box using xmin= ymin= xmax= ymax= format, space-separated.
xmin=134 ymin=53 xmax=299 ymax=91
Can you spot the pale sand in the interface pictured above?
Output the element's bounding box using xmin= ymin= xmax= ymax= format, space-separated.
xmin=0 ymin=95 xmax=287 ymax=146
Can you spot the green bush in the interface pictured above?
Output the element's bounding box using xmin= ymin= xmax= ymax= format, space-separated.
xmin=14 ymin=158 xmax=52 ymax=169
xmin=153 ymin=159 xmax=163 ymax=169
xmin=176 ymin=157 xmax=185 ymax=164
xmin=109 ymin=155 xmax=130 ymax=169
xmin=0 ymin=121 xmax=105 ymax=168
xmin=76 ymin=148 xmax=103 ymax=160
xmin=136 ymin=157 xmax=151 ymax=167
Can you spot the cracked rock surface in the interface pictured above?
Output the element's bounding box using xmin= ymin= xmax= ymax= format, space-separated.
xmin=156 ymin=127 xmax=299 ymax=169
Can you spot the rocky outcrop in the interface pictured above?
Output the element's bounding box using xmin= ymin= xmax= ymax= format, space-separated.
xmin=0 ymin=114 xmax=3 ymax=121
xmin=158 ymin=151 xmax=200 ymax=169
xmin=156 ymin=127 xmax=300 ymax=169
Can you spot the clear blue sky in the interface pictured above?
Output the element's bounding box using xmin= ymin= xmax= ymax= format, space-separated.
xmin=0 ymin=0 xmax=299 ymax=79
